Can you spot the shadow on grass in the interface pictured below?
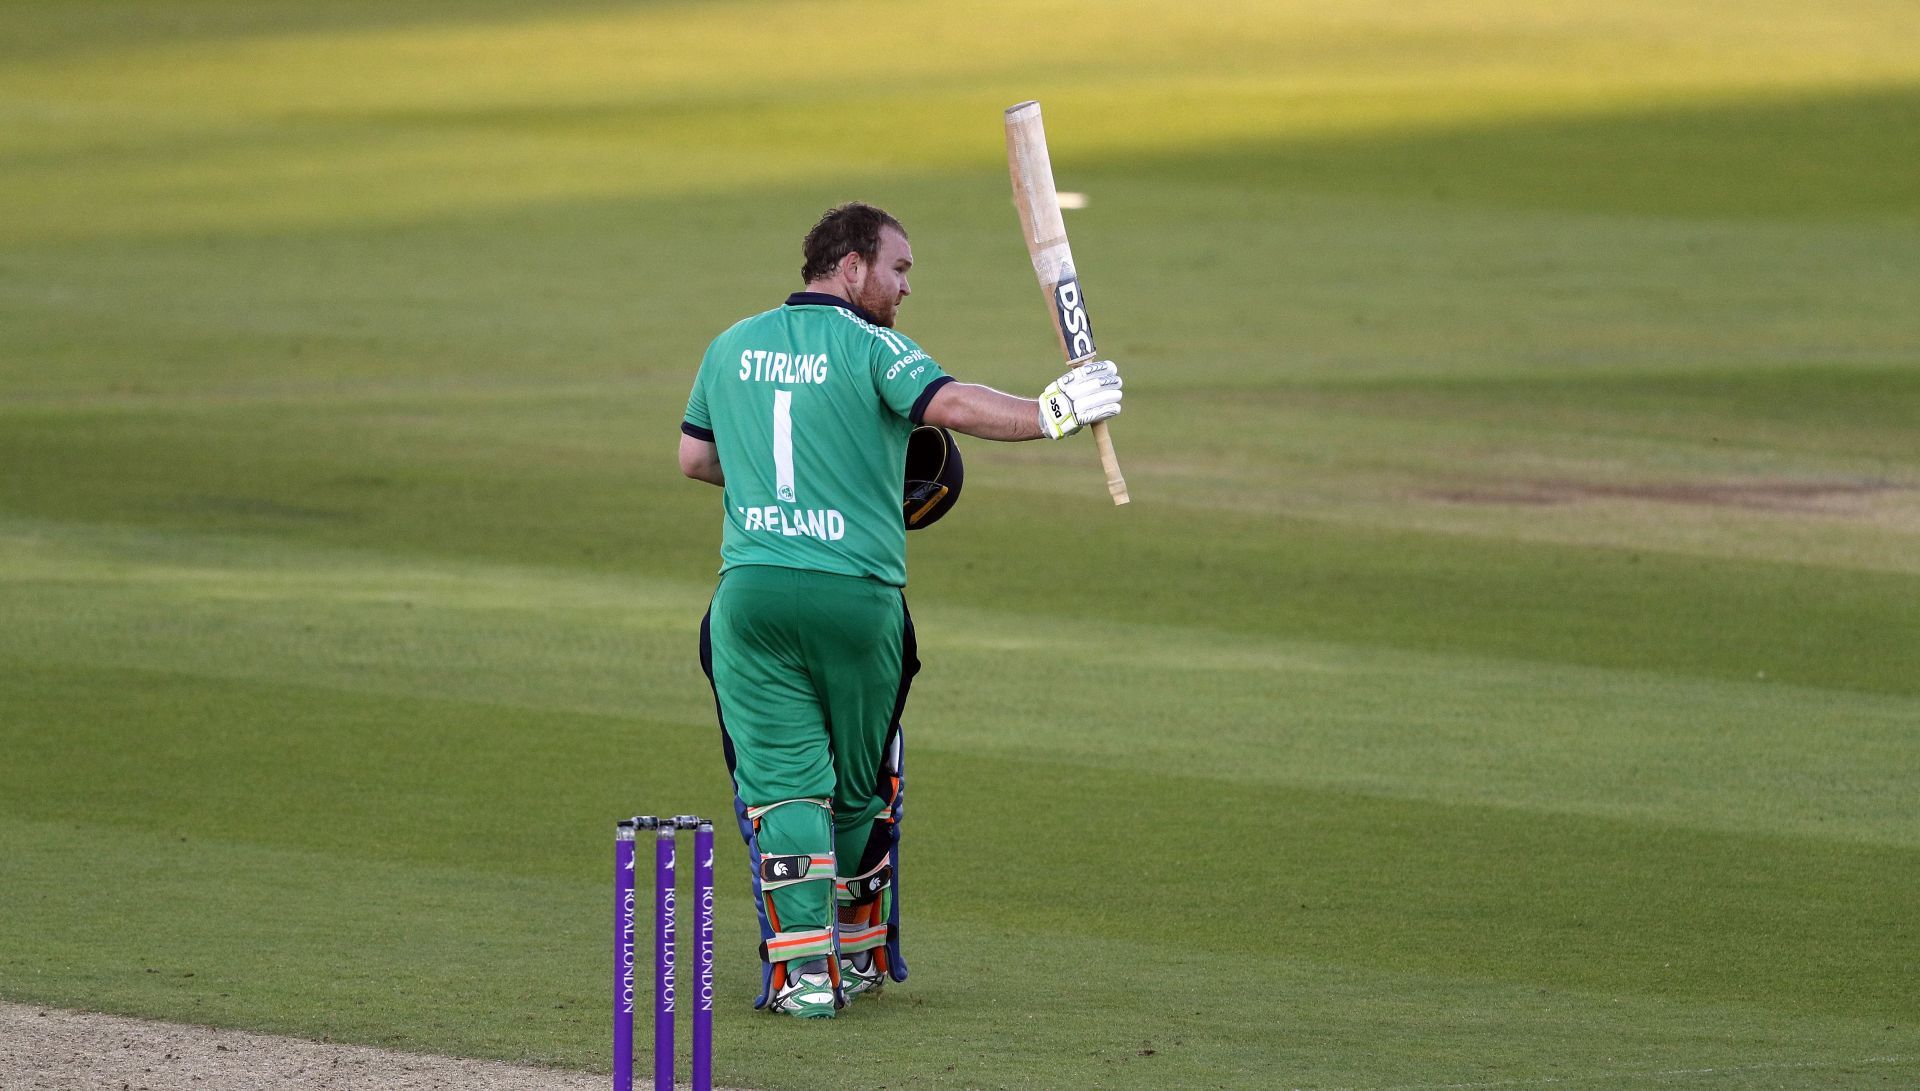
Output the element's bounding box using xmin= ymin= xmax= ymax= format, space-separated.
xmin=1101 ymin=83 xmax=1920 ymax=220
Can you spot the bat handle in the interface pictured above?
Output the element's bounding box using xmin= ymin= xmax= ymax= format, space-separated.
xmin=1064 ymin=353 xmax=1129 ymax=506
xmin=1091 ymin=421 xmax=1129 ymax=505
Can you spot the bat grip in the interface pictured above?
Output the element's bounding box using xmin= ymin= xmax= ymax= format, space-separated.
xmin=1091 ymin=421 xmax=1129 ymax=505
xmin=1065 ymin=353 xmax=1129 ymax=506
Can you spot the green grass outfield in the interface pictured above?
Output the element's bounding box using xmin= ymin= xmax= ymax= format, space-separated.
xmin=3 ymin=2 xmax=1917 ymax=1088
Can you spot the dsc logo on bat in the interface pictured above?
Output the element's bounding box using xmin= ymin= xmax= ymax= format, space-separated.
xmin=1054 ymin=277 xmax=1095 ymax=358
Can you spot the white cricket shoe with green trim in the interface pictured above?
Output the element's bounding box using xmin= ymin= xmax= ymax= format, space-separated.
xmin=839 ymin=951 xmax=886 ymax=1000
xmin=770 ymin=960 xmax=837 ymax=1019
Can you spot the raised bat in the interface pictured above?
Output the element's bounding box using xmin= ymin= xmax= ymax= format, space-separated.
xmin=1004 ymin=100 xmax=1130 ymax=506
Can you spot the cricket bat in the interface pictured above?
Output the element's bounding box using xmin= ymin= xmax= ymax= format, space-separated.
xmin=1004 ymin=100 xmax=1130 ymax=506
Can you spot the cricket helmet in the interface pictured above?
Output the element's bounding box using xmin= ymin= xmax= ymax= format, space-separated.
xmin=903 ymin=425 xmax=963 ymax=530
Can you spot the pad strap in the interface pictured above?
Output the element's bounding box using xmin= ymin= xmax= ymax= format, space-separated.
xmin=836 ymin=921 xmax=889 ymax=954
xmin=762 ymin=926 xmax=836 ymax=963
xmin=746 ymin=798 xmax=831 ymax=822
xmin=761 ymin=854 xmax=836 ymax=892
xmin=835 ymin=860 xmax=894 ymax=906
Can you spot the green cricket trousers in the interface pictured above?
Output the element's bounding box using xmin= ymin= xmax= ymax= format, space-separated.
xmin=700 ymin=564 xmax=917 ymax=938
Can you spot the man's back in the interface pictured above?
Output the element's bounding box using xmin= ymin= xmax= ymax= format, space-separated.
xmin=684 ymin=293 xmax=951 ymax=588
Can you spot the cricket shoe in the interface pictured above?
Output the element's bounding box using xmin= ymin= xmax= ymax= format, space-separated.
xmin=770 ymin=960 xmax=838 ymax=1019
xmin=839 ymin=951 xmax=885 ymax=1000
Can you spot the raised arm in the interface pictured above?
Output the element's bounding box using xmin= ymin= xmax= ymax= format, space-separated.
xmin=920 ymin=360 xmax=1123 ymax=442
xmin=919 ymin=382 xmax=1043 ymax=441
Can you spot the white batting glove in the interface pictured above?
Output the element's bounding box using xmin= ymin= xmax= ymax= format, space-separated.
xmin=1037 ymin=359 xmax=1123 ymax=440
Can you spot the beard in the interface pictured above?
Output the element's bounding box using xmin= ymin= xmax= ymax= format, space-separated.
xmin=855 ymin=281 xmax=900 ymax=327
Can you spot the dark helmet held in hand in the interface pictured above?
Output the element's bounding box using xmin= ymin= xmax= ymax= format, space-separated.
xmin=903 ymin=425 xmax=963 ymax=529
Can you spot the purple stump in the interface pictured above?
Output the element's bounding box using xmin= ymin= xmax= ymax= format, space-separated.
xmin=613 ymin=821 xmax=636 ymax=1091
xmin=691 ymin=821 xmax=715 ymax=1091
xmin=654 ymin=824 xmax=677 ymax=1091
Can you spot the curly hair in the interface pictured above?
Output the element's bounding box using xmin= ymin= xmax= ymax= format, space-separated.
xmin=801 ymin=202 xmax=906 ymax=283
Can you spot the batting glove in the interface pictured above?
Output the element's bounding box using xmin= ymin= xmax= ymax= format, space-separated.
xmin=1038 ymin=359 xmax=1123 ymax=440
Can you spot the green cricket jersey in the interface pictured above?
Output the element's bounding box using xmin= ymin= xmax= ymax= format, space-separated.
xmin=682 ymin=292 xmax=953 ymax=587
